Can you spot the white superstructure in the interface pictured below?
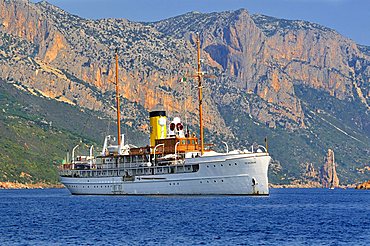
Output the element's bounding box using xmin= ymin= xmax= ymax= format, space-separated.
xmin=60 ymin=141 xmax=271 ymax=195
xmin=60 ymin=143 xmax=270 ymax=195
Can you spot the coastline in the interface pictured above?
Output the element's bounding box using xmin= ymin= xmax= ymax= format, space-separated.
xmin=0 ymin=181 xmax=362 ymax=190
xmin=0 ymin=182 xmax=64 ymax=189
xmin=269 ymin=183 xmax=356 ymax=189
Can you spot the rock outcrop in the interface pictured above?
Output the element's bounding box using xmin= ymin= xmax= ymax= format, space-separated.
xmin=0 ymin=182 xmax=63 ymax=189
xmin=320 ymin=149 xmax=340 ymax=188
xmin=355 ymin=180 xmax=370 ymax=190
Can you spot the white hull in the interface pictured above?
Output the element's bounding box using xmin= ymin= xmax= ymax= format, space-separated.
xmin=61 ymin=153 xmax=270 ymax=195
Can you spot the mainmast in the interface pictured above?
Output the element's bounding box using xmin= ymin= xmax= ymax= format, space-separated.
xmin=196 ymin=34 xmax=204 ymax=155
xmin=115 ymin=49 xmax=121 ymax=145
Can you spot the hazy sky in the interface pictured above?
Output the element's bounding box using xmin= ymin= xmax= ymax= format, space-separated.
xmin=43 ymin=0 xmax=370 ymax=46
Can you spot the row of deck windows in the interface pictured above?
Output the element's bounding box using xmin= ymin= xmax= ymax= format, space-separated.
xmin=200 ymin=180 xmax=224 ymax=183
xmin=102 ymin=155 xmax=149 ymax=164
xmin=206 ymin=163 xmax=238 ymax=168
xmin=67 ymin=185 xmax=112 ymax=189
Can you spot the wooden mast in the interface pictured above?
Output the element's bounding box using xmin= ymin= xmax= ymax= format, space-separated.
xmin=115 ymin=49 xmax=121 ymax=145
xmin=196 ymin=34 xmax=204 ymax=155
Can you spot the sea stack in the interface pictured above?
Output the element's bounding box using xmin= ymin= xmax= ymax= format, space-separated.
xmin=320 ymin=149 xmax=340 ymax=188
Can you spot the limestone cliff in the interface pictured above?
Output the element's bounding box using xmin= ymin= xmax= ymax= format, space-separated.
xmin=2 ymin=1 xmax=369 ymax=133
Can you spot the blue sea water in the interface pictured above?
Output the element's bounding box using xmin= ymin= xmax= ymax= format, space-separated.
xmin=0 ymin=188 xmax=369 ymax=245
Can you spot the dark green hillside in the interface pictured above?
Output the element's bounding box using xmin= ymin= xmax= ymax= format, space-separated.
xmin=0 ymin=81 xmax=147 ymax=183
xmin=218 ymin=87 xmax=370 ymax=184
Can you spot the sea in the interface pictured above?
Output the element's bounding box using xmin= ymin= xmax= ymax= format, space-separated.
xmin=0 ymin=188 xmax=369 ymax=245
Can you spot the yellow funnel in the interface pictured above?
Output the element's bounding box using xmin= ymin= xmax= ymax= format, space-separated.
xmin=149 ymin=111 xmax=167 ymax=146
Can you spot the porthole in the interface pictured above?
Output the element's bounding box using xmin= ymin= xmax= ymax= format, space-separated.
xmin=229 ymin=164 xmax=231 ymax=166
xmin=207 ymin=165 xmax=209 ymax=168
xmin=221 ymin=180 xmax=224 ymax=182
xmin=177 ymin=183 xmax=179 ymax=185
xmin=200 ymin=181 xmax=202 ymax=184
xmin=214 ymin=180 xmax=216 ymax=183
xmin=221 ymin=164 xmax=223 ymax=167
xmin=207 ymin=181 xmax=209 ymax=183
xmin=235 ymin=163 xmax=237 ymax=165
xmin=213 ymin=165 xmax=216 ymax=167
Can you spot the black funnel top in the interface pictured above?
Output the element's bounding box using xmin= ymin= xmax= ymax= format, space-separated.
xmin=149 ymin=111 xmax=166 ymax=117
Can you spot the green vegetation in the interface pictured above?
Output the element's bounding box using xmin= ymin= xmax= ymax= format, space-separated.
xmin=0 ymin=81 xmax=147 ymax=183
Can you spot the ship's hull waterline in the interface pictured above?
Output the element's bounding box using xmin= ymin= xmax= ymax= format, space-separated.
xmin=60 ymin=153 xmax=271 ymax=195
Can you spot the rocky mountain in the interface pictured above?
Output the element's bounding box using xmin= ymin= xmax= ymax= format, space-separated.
xmin=0 ymin=0 xmax=369 ymax=184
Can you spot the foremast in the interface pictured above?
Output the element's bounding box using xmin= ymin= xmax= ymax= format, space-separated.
xmin=115 ymin=49 xmax=121 ymax=145
xmin=196 ymin=35 xmax=204 ymax=156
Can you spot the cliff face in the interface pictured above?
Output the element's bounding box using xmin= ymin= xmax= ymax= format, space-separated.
xmin=1 ymin=0 xmax=369 ymax=184
xmin=153 ymin=10 xmax=305 ymax=129
xmin=153 ymin=10 xmax=370 ymax=130
xmin=257 ymin=15 xmax=370 ymax=106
